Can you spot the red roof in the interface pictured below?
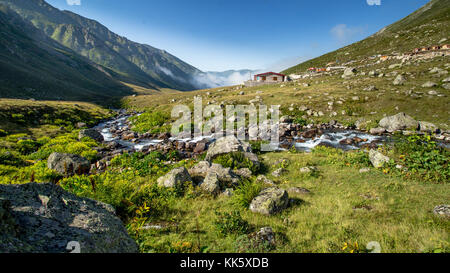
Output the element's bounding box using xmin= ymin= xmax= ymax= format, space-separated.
xmin=255 ymin=72 xmax=286 ymax=77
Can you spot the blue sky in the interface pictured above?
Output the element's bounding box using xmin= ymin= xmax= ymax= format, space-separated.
xmin=46 ymin=0 xmax=429 ymax=72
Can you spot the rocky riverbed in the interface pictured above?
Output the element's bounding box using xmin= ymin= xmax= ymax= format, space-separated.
xmin=93 ymin=110 xmax=449 ymax=156
xmin=94 ymin=111 xmax=388 ymax=154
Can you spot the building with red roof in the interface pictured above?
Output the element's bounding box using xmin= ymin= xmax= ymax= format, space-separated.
xmin=253 ymin=72 xmax=286 ymax=83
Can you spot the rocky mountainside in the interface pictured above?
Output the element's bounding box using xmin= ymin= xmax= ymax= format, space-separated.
xmin=283 ymin=0 xmax=450 ymax=74
xmin=1 ymin=0 xmax=204 ymax=91
xmin=0 ymin=5 xmax=133 ymax=104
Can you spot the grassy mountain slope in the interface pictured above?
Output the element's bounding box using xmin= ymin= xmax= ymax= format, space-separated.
xmin=283 ymin=0 xmax=450 ymax=74
xmin=0 ymin=5 xmax=133 ymax=105
xmin=123 ymin=0 xmax=450 ymax=131
xmin=0 ymin=0 xmax=203 ymax=91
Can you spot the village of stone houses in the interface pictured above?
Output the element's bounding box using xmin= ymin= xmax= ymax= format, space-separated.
xmin=0 ymin=0 xmax=448 ymax=254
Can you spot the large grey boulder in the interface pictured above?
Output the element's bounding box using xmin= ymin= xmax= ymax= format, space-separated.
xmin=249 ymin=187 xmax=289 ymax=215
xmin=205 ymin=135 xmax=251 ymax=161
xmin=188 ymin=162 xmax=239 ymax=184
xmin=369 ymin=150 xmax=390 ymax=168
xmin=209 ymin=163 xmax=240 ymax=185
xmin=79 ymin=129 xmax=104 ymax=142
xmin=205 ymin=135 xmax=260 ymax=168
xmin=0 ymin=183 xmax=138 ymax=253
xmin=342 ymin=68 xmax=357 ymax=78
xmin=188 ymin=161 xmax=212 ymax=180
xmin=379 ymin=113 xmax=419 ymax=132
xmin=47 ymin=153 xmax=90 ymax=177
xmin=157 ymin=167 xmax=192 ymax=188
xmin=200 ymin=171 xmax=221 ymax=195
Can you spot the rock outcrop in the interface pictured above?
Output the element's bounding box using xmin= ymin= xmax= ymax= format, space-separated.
xmin=0 ymin=183 xmax=138 ymax=253
xmin=379 ymin=113 xmax=419 ymax=132
xmin=205 ymin=136 xmax=252 ymax=161
xmin=249 ymin=187 xmax=289 ymax=215
xmin=188 ymin=161 xmax=241 ymax=189
xmin=205 ymin=136 xmax=259 ymax=168
xmin=200 ymin=171 xmax=221 ymax=195
xmin=157 ymin=167 xmax=192 ymax=188
xmin=47 ymin=153 xmax=90 ymax=177
xmin=79 ymin=129 xmax=104 ymax=142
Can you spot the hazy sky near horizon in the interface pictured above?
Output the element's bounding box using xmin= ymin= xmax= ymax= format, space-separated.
xmin=46 ymin=0 xmax=429 ymax=72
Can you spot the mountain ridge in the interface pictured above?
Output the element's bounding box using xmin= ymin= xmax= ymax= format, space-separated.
xmin=0 ymin=4 xmax=133 ymax=104
xmin=283 ymin=0 xmax=450 ymax=75
xmin=0 ymin=0 xmax=204 ymax=91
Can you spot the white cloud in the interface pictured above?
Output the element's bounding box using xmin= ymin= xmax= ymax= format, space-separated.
xmin=330 ymin=24 xmax=366 ymax=44
xmin=191 ymin=70 xmax=258 ymax=88
xmin=66 ymin=0 xmax=81 ymax=6
xmin=155 ymin=64 xmax=186 ymax=83
xmin=367 ymin=0 xmax=381 ymax=6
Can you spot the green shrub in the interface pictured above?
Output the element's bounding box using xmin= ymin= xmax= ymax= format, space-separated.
xmin=231 ymin=180 xmax=263 ymax=208
xmin=212 ymin=152 xmax=259 ymax=173
xmin=60 ymin=172 xmax=177 ymax=221
xmin=0 ymin=161 xmax=61 ymax=184
xmin=281 ymin=107 xmax=307 ymax=126
xmin=130 ymin=111 xmax=170 ymax=134
xmin=214 ymin=210 xmax=250 ymax=236
xmin=312 ymin=146 xmax=370 ymax=168
xmin=11 ymin=113 xmax=26 ymax=123
xmin=234 ymin=234 xmax=276 ymax=253
xmin=5 ymin=134 xmax=28 ymax=142
xmin=293 ymin=117 xmax=308 ymax=127
xmin=111 ymin=151 xmax=170 ymax=177
xmin=0 ymin=149 xmax=25 ymax=166
xmin=394 ymin=135 xmax=449 ymax=183
xmin=17 ymin=139 xmax=41 ymax=155
xmin=344 ymin=150 xmax=371 ymax=167
xmin=29 ymin=132 xmax=98 ymax=161
xmin=343 ymin=104 xmax=365 ymax=116
xmin=0 ymin=129 xmax=8 ymax=137
xmin=0 ymin=165 xmax=20 ymax=178
xmin=250 ymin=140 xmax=270 ymax=154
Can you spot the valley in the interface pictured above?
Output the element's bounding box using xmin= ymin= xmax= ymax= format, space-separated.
xmin=0 ymin=0 xmax=449 ymax=254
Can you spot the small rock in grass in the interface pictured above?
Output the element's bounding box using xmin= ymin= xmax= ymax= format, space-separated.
xmin=369 ymin=150 xmax=390 ymax=169
xmin=288 ymin=187 xmax=311 ymax=195
xmin=359 ymin=168 xmax=371 ymax=173
xmin=433 ymin=205 xmax=450 ymax=218
xmin=272 ymin=168 xmax=287 ymax=177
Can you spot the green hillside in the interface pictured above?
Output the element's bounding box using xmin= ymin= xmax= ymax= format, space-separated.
xmin=0 ymin=0 xmax=204 ymax=91
xmin=283 ymin=0 xmax=450 ymax=74
xmin=0 ymin=5 xmax=133 ymax=105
